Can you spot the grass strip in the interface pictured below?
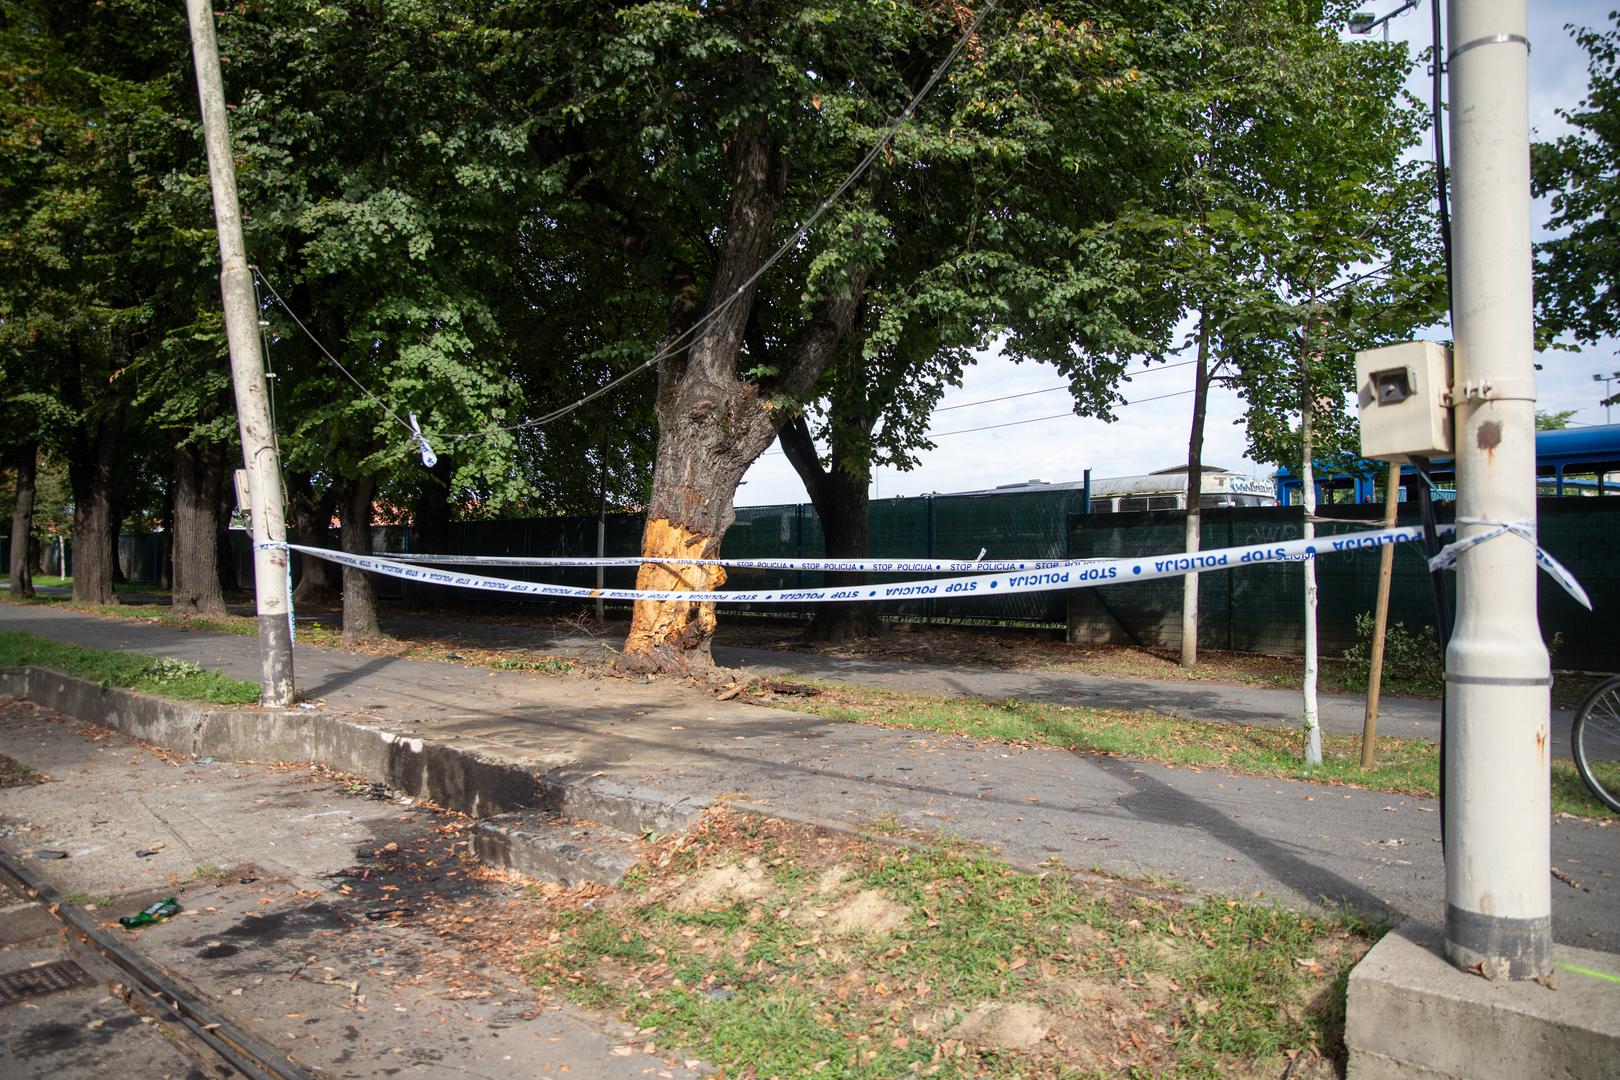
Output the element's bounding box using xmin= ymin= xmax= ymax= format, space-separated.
xmin=0 ymin=628 xmax=260 ymax=705
xmin=523 ymin=810 xmax=1380 ymax=1079
xmin=771 ymin=680 xmax=1616 ymax=820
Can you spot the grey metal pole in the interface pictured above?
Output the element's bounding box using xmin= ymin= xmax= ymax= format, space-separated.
xmin=185 ymin=0 xmax=295 ymax=707
xmin=1444 ymin=0 xmax=1550 ymax=979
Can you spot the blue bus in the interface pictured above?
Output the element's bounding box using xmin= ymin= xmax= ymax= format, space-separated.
xmin=1274 ymin=423 xmax=1620 ymax=506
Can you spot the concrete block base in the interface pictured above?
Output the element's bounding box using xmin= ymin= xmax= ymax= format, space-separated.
xmin=1347 ymin=923 xmax=1620 ymax=1079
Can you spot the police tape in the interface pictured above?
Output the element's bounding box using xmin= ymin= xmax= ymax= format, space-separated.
xmin=279 ymin=524 xmax=1448 ymax=605
xmin=1427 ymin=517 xmax=1592 ymax=610
xmin=372 ymin=551 xmax=1102 ymax=574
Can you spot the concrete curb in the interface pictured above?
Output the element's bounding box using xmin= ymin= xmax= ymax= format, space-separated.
xmin=0 ymin=666 xmax=704 ymax=885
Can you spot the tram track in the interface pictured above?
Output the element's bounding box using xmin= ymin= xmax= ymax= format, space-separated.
xmin=0 ymin=846 xmax=316 ymax=1080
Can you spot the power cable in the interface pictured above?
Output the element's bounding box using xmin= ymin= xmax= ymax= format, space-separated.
xmin=252 ymin=269 xmax=417 ymax=438
xmin=762 ymin=386 xmax=1199 ymax=456
xmin=933 ymin=357 xmax=1197 ymax=414
xmin=436 ymin=0 xmax=1001 ymax=443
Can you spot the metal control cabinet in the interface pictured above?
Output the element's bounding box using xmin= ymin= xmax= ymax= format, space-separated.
xmin=1355 ymin=341 xmax=1453 ymax=462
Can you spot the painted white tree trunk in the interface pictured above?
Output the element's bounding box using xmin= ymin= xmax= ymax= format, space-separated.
xmin=1181 ymin=319 xmax=1210 ymax=669
xmin=1300 ymin=401 xmax=1323 ymax=766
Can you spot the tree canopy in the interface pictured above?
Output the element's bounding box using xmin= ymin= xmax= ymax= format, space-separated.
xmin=0 ymin=0 xmax=1447 ymax=670
xmin=1533 ymin=11 xmax=1620 ymax=348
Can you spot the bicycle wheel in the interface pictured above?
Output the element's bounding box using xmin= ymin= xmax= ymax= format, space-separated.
xmin=1573 ymin=675 xmax=1620 ymax=815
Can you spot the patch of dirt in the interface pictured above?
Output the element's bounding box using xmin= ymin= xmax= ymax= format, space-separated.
xmin=948 ymin=1001 xmax=1052 ymax=1050
xmin=813 ymin=865 xmax=851 ymax=894
xmin=821 ymin=888 xmax=910 ymax=935
xmin=353 ymin=807 xmax=1370 ymax=1080
xmin=667 ymin=859 xmax=774 ymax=912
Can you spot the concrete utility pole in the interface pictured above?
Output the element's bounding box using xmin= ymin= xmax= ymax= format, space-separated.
xmin=186 ymin=0 xmax=295 ymax=707
xmin=1444 ymin=0 xmax=1550 ymax=979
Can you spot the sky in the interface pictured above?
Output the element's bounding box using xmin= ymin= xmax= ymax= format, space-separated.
xmin=736 ymin=2 xmax=1614 ymax=507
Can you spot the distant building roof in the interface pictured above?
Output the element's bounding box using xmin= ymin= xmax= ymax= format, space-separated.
xmin=943 ymin=465 xmax=1249 ymax=498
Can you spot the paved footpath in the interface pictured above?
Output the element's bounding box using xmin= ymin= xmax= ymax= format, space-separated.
xmin=366 ymin=610 xmax=1582 ymax=755
xmin=2 ymin=602 xmax=1614 ymax=951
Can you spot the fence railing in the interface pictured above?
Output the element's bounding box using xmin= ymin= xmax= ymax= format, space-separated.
xmin=1066 ymin=500 xmax=1616 ymax=671
xmin=12 ymin=489 xmax=1613 ymax=670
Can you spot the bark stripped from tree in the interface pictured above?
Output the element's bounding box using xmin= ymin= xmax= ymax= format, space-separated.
xmin=339 ymin=474 xmax=380 ymax=644
xmin=8 ymin=443 xmax=37 ymax=599
xmin=171 ymin=441 xmax=228 ymax=617
xmin=619 ymin=127 xmax=869 ymax=677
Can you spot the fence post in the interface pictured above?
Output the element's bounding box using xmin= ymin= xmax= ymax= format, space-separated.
xmin=1360 ymin=467 xmax=1401 ymax=768
xmin=925 ymin=495 xmax=935 ymax=623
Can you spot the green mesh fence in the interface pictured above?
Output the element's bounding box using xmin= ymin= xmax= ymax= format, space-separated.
xmin=113 ymin=491 xmax=1617 ymax=671
xmin=1066 ymin=499 xmax=1616 ymax=670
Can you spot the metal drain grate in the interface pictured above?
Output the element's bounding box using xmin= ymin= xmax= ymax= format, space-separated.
xmin=0 ymin=958 xmax=97 ymax=1007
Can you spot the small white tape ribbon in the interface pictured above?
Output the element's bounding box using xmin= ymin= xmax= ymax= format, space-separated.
xmin=1427 ymin=517 xmax=1592 ymax=611
xmin=407 ymin=412 xmax=438 ymax=469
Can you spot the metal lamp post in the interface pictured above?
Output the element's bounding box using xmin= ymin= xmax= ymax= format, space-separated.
xmin=1593 ymin=372 xmax=1620 ymax=425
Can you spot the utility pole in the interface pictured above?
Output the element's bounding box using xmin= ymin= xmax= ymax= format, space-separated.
xmin=186 ymin=0 xmax=295 ymax=707
xmin=1444 ymin=0 xmax=1549 ymax=979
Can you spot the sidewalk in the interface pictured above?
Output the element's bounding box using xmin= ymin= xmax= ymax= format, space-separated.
xmin=367 ymin=610 xmax=1587 ymax=754
xmin=2 ymin=601 xmax=1614 ymax=950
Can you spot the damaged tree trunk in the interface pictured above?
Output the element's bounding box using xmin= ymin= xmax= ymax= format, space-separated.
xmin=618 ymin=126 xmax=868 ymax=677
xmin=339 ymin=473 xmax=380 ymax=645
xmin=171 ymin=441 xmax=228 ymax=617
xmin=9 ymin=442 xmax=37 ymax=598
xmin=69 ymin=409 xmax=123 ymax=607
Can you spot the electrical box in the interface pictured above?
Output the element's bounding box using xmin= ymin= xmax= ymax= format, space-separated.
xmin=1355 ymin=341 xmax=1453 ymax=462
xmin=233 ymin=469 xmax=253 ymax=526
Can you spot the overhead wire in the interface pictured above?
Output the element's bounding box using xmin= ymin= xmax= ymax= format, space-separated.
xmin=433 ymin=0 xmax=1002 ymax=443
xmin=762 ymin=385 xmax=1199 ymax=457
xmin=932 ymin=357 xmax=1197 ymax=414
xmin=252 ymin=268 xmax=417 ymax=438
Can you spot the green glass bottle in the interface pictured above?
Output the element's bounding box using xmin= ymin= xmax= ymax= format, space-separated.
xmin=119 ymin=898 xmax=180 ymax=929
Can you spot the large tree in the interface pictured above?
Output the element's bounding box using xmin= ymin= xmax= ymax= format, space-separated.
xmin=215 ymin=0 xmax=548 ymax=641
xmin=541 ymin=0 xmax=1194 ymax=675
xmin=0 ymin=0 xmax=191 ymax=607
xmin=1216 ymin=9 xmax=1444 ymax=763
xmin=1104 ymin=0 xmax=1441 ymax=671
